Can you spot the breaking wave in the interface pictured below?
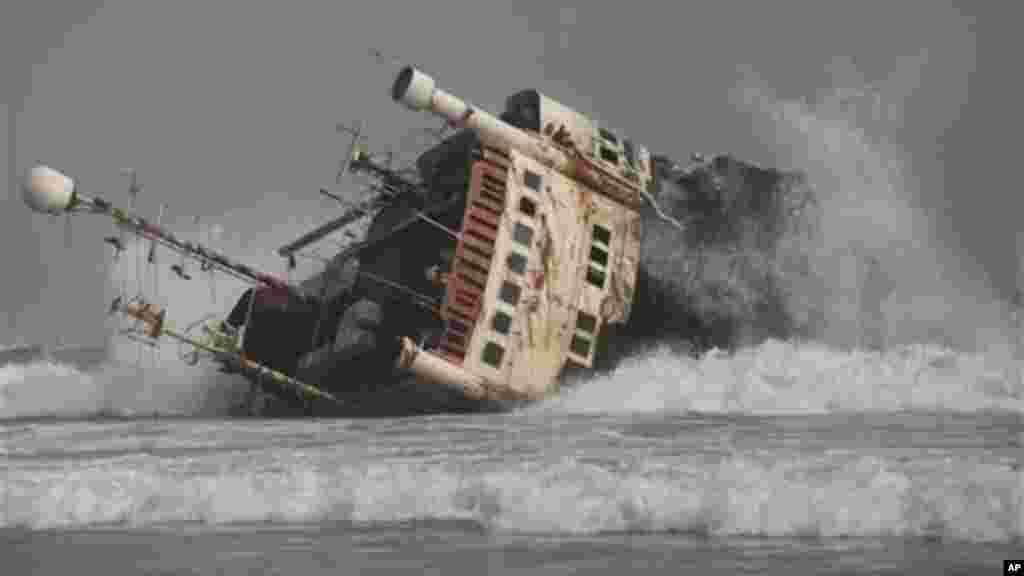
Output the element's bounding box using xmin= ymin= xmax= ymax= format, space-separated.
xmin=0 ymin=219 xmax=273 ymax=420
xmin=2 ymin=450 xmax=1021 ymax=542
xmin=5 ymin=56 xmax=1020 ymax=426
xmin=0 ymin=358 xmax=247 ymax=421
xmin=0 ymin=361 xmax=105 ymax=420
xmin=0 ymin=196 xmax=369 ymax=420
xmin=547 ymin=340 xmax=1024 ymax=415
xmin=5 ymin=340 xmax=1020 ymax=420
xmin=539 ymin=60 xmax=1024 ymax=417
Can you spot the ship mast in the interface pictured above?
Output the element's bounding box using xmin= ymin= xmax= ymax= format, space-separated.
xmin=22 ymin=164 xmax=306 ymax=302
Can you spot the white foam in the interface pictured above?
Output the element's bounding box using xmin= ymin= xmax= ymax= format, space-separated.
xmin=0 ymin=361 xmax=102 ymax=419
xmin=0 ymin=358 xmax=244 ymax=420
xmin=0 ymin=219 xmax=279 ymax=420
xmin=2 ymin=453 xmax=1020 ymax=542
xmin=546 ymin=340 xmax=1024 ymax=415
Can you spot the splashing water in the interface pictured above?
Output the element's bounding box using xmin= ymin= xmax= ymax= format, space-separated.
xmin=1 ymin=57 xmax=1021 ymax=568
xmin=731 ymin=57 xmax=1018 ymax=354
xmin=100 ymin=217 xmax=306 ymax=418
xmin=0 ymin=191 xmax=377 ymax=421
xmin=0 ymin=215 xmax=287 ymax=420
xmin=552 ymin=57 xmax=1024 ymax=417
xmin=5 ymin=57 xmax=1022 ymax=425
xmin=2 ymin=415 xmax=1021 ymax=543
xmin=0 ymin=357 xmax=245 ymax=420
xmin=545 ymin=340 xmax=1024 ymax=415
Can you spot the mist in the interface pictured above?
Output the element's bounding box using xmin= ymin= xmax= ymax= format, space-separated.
xmin=732 ymin=55 xmax=1017 ymax=355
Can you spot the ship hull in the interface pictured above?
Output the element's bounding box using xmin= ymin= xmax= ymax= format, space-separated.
xmin=231 ymin=297 xmax=512 ymax=417
xmin=233 ymin=376 xmax=510 ymax=418
xmin=224 ymin=153 xmax=816 ymax=417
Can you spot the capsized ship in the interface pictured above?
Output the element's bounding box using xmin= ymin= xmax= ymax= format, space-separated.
xmin=23 ymin=62 xmax=817 ymax=416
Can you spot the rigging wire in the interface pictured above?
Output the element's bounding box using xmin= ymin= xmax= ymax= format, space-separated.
xmin=120 ymin=171 xmax=141 ymax=365
xmin=133 ymin=203 xmax=143 ymax=367
xmin=149 ymin=204 xmax=165 ymax=369
xmin=357 ymin=270 xmax=439 ymax=314
xmin=204 ymin=222 xmax=217 ymax=305
xmin=640 ymin=185 xmax=686 ymax=232
xmin=415 ymin=211 xmax=460 ymax=240
xmin=178 ymin=313 xmax=220 ymax=365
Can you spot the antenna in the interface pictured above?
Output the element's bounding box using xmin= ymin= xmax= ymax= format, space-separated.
xmin=151 ymin=202 xmax=165 ymax=297
xmin=196 ymin=215 xmax=214 ymax=272
xmin=205 ymin=220 xmax=217 ymax=304
xmin=148 ymin=204 xmax=164 ymax=265
xmin=115 ymin=168 xmax=143 ymax=366
xmin=123 ymin=168 xmax=141 ymax=210
xmin=336 ymin=120 xmax=365 ymax=185
xmin=320 ymin=188 xmax=347 ymax=205
xmin=109 ymin=168 xmax=140 ymax=262
xmin=148 ymin=202 xmax=165 ymax=369
xmin=172 ymin=215 xmax=195 ymax=281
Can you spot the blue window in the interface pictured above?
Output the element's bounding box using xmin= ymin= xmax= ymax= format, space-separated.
xmin=513 ymin=222 xmax=533 ymax=247
xmin=524 ymin=170 xmax=542 ymax=192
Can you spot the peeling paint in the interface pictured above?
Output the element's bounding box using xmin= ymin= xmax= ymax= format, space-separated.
xmin=431 ymin=141 xmax=642 ymax=399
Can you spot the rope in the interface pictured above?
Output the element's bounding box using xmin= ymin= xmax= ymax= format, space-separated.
xmin=111 ymin=238 xmax=129 ymax=356
xmin=153 ymin=205 xmax=164 ymax=305
xmin=150 ymin=205 xmax=165 ymax=369
xmin=640 ymin=186 xmax=686 ymax=232
xmin=178 ymin=313 xmax=220 ymax=364
xmin=209 ymin=268 xmax=217 ymax=305
xmin=310 ymin=261 xmax=334 ymax=351
xmin=416 ymin=211 xmax=461 ymax=240
xmin=135 ymin=229 xmax=143 ymax=366
xmin=358 ymin=270 xmax=439 ymax=313
xmin=243 ymin=285 xmax=257 ymax=335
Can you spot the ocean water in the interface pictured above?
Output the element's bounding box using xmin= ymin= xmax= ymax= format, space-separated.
xmin=6 ymin=48 xmax=1021 ymax=575
xmin=2 ymin=341 xmax=1022 ymax=575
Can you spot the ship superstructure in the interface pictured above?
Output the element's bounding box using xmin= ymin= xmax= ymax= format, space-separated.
xmin=22 ymin=59 xmax=817 ymax=416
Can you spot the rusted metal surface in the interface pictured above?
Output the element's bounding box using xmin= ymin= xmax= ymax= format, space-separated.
xmin=391 ymin=66 xmax=649 ymax=402
xmin=571 ymin=152 xmax=644 ymax=209
xmin=397 ymin=338 xmax=531 ymax=403
xmin=429 ymin=147 xmax=642 ymax=400
xmin=437 ymin=154 xmax=509 ymax=365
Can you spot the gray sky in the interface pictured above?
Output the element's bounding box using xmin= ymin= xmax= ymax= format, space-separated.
xmin=3 ymin=1 xmax=1016 ymax=346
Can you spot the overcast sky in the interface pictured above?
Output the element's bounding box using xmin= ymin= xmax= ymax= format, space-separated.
xmin=3 ymin=1 xmax=1018 ymax=346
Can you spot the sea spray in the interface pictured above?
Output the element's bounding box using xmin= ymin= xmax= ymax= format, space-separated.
xmin=543 ymin=339 xmax=1024 ymax=415
xmin=0 ymin=212 xmax=297 ymax=419
xmin=558 ymin=58 xmax=1024 ymax=416
xmin=732 ymin=57 xmax=1017 ymax=353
